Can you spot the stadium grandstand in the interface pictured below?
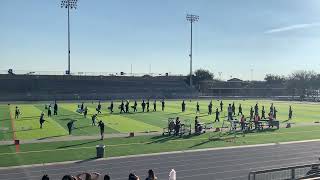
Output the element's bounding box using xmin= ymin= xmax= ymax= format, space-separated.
xmin=0 ymin=71 xmax=198 ymax=101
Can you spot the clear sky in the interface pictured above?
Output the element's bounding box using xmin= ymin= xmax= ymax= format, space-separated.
xmin=1 ymin=0 xmax=320 ymax=80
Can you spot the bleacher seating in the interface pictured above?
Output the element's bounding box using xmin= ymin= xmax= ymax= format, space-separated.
xmin=0 ymin=74 xmax=198 ymax=101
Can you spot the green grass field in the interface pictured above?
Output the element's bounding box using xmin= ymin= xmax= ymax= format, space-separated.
xmin=1 ymin=99 xmax=320 ymax=141
xmin=1 ymin=99 xmax=320 ymax=167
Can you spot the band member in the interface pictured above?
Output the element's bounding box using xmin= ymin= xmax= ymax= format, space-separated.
xmin=146 ymin=99 xmax=150 ymax=112
xmin=250 ymin=106 xmax=254 ymax=120
xmin=54 ymin=101 xmax=58 ymax=115
xmin=194 ymin=116 xmax=200 ymax=133
xmin=254 ymin=114 xmax=261 ymax=130
xmin=227 ymin=104 xmax=233 ymax=120
xmin=181 ymin=100 xmax=186 ymax=112
xmin=96 ymin=101 xmax=102 ymax=114
xmin=153 ymin=100 xmax=157 ymax=112
xmin=141 ymin=100 xmax=146 ymax=112
xmin=175 ymin=117 xmax=181 ymax=136
xmin=288 ymin=106 xmax=293 ymax=119
xmin=270 ymin=103 xmax=274 ymax=114
xmin=161 ymin=99 xmax=165 ymax=111
xmin=98 ymin=120 xmax=105 ymax=140
xmin=273 ymin=107 xmax=278 ymax=119
xmin=254 ymin=103 xmax=259 ymax=116
xmin=261 ymin=106 xmax=266 ymax=119
xmin=240 ymin=115 xmax=246 ymax=131
xmin=83 ymin=106 xmax=88 ymax=118
xmin=81 ymin=102 xmax=84 ymax=111
xmin=125 ymin=101 xmax=129 ymax=113
xmin=91 ymin=114 xmax=97 ymax=126
xmin=15 ymin=106 xmax=20 ymax=119
xmin=47 ymin=105 xmax=52 ymax=117
xmin=208 ymin=101 xmax=212 ymax=115
xmin=232 ymin=102 xmax=235 ymax=116
xmin=238 ymin=104 xmax=243 ymax=115
xmin=120 ymin=100 xmax=125 ymax=114
xmin=220 ymin=100 xmax=223 ymax=112
xmin=39 ymin=112 xmax=45 ymax=129
xmin=196 ymin=102 xmax=200 ymax=114
xmin=109 ymin=101 xmax=114 ymax=113
xmin=215 ymin=108 xmax=220 ymax=122
xmin=133 ymin=100 xmax=138 ymax=112
xmin=67 ymin=120 xmax=76 ymax=135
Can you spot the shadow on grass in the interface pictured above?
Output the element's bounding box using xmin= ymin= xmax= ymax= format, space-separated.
xmin=57 ymin=139 xmax=101 ymax=149
xmin=189 ymin=135 xmax=238 ymax=149
xmin=147 ymin=133 xmax=199 ymax=144
xmin=37 ymin=134 xmax=66 ymax=140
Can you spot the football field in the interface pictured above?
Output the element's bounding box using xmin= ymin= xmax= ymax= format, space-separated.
xmin=1 ymin=99 xmax=320 ymax=141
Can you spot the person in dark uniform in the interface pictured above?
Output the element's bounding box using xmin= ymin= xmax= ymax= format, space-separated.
xmin=215 ymin=108 xmax=220 ymax=122
xmin=238 ymin=104 xmax=243 ymax=115
xmin=288 ymin=105 xmax=293 ymax=119
xmin=146 ymin=99 xmax=150 ymax=112
xmin=175 ymin=117 xmax=181 ymax=136
xmin=120 ymin=100 xmax=125 ymax=114
xmin=181 ymin=100 xmax=186 ymax=112
xmin=81 ymin=102 xmax=84 ymax=111
xmin=250 ymin=106 xmax=254 ymax=120
xmin=153 ymin=100 xmax=157 ymax=112
xmin=273 ymin=107 xmax=278 ymax=119
xmin=39 ymin=112 xmax=45 ymax=129
xmin=98 ymin=120 xmax=105 ymax=140
xmin=227 ymin=104 xmax=233 ymax=120
xmin=96 ymin=101 xmax=102 ymax=114
xmin=47 ymin=105 xmax=52 ymax=117
xmin=54 ymin=101 xmax=58 ymax=115
xmin=270 ymin=103 xmax=274 ymax=114
xmin=133 ymin=100 xmax=138 ymax=112
xmin=91 ymin=114 xmax=97 ymax=126
xmin=208 ymin=101 xmax=212 ymax=115
xmin=83 ymin=106 xmax=88 ymax=118
xmin=141 ymin=100 xmax=146 ymax=112
xmin=67 ymin=120 xmax=76 ymax=135
xmin=232 ymin=102 xmax=235 ymax=116
xmin=196 ymin=102 xmax=200 ymax=114
xmin=125 ymin=101 xmax=129 ymax=113
xmin=15 ymin=106 xmax=20 ymax=119
xmin=261 ymin=106 xmax=266 ymax=119
xmin=220 ymin=100 xmax=223 ymax=112
xmin=240 ymin=115 xmax=246 ymax=131
xmin=254 ymin=103 xmax=259 ymax=116
xmin=194 ymin=116 xmax=200 ymax=133
xmin=109 ymin=101 xmax=114 ymax=113
xmin=161 ymin=99 xmax=165 ymax=111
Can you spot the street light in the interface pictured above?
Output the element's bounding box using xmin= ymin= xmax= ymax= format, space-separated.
xmin=186 ymin=14 xmax=199 ymax=87
xmin=61 ymin=0 xmax=78 ymax=75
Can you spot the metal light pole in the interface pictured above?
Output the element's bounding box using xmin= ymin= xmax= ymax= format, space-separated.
xmin=186 ymin=14 xmax=199 ymax=87
xmin=61 ymin=0 xmax=78 ymax=75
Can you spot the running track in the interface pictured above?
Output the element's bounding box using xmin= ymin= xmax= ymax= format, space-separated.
xmin=0 ymin=141 xmax=320 ymax=180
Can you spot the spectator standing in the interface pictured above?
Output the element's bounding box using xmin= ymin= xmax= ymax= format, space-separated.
xmin=145 ymin=169 xmax=157 ymax=180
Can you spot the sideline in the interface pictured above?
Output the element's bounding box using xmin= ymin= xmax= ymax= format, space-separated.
xmin=0 ymin=138 xmax=320 ymax=170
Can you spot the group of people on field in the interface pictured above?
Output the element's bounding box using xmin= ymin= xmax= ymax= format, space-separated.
xmin=12 ymin=99 xmax=294 ymax=140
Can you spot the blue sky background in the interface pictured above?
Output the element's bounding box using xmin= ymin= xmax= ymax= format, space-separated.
xmin=1 ymin=0 xmax=320 ymax=80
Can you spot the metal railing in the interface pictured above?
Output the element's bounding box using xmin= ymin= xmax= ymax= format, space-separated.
xmin=248 ymin=163 xmax=320 ymax=180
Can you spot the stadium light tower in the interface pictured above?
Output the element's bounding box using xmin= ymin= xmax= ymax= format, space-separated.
xmin=61 ymin=0 xmax=78 ymax=75
xmin=186 ymin=14 xmax=199 ymax=87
